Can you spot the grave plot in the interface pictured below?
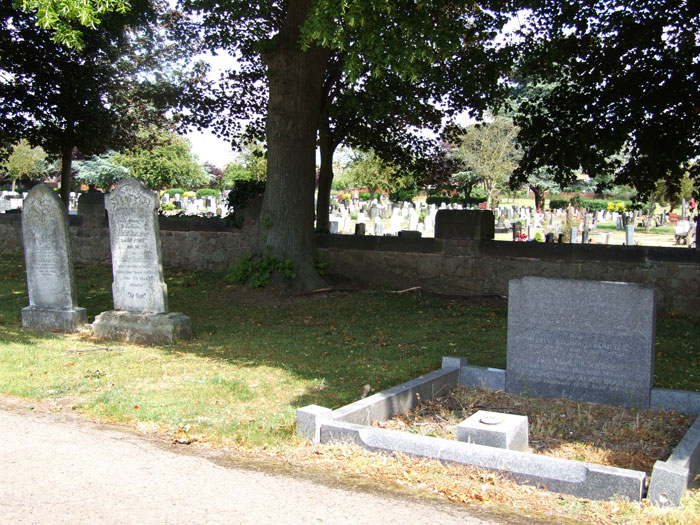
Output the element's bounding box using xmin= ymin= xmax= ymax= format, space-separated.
xmin=298 ymin=277 xmax=700 ymax=505
xmin=371 ymin=386 xmax=695 ymax=475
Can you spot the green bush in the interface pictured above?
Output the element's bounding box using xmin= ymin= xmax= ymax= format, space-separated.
xmin=549 ymin=198 xmax=569 ymax=210
xmin=227 ymin=180 xmax=266 ymax=211
xmin=161 ymin=202 xmax=176 ymax=211
xmin=226 ymin=180 xmax=266 ymax=228
xmin=226 ymin=253 xmax=296 ymax=288
xmin=426 ymin=196 xmax=452 ymax=206
xmin=463 ymin=186 xmax=487 ymax=205
xmin=550 ymin=197 xmax=636 ymax=212
xmin=165 ymin=188 xmax=186 ymax=198
xmin=196 ymin=188 xmax=220 ymax=198
xmin=390 ymin=185 xmax=418 ymax=202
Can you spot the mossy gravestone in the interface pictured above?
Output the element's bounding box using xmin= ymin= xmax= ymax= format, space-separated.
xmin=92 ymin=178 xmax=191 ymax=344
xmin=21 ymin=184 xmax=87 ymax=332
xmin=506 ymin=277 xmax=656 ymax=408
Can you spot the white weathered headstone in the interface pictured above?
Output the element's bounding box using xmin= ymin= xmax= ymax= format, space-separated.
xmin=92 ymin=178 xmax=191 ymax=344
xmin=21 ymin=184 xmax=86 ymax=332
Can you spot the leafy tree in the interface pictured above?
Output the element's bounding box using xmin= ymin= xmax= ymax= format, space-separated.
xmin=114 ymin=128 xmax=210 ymax=189
xmin=0 ymin=0 xmax=198 ymax=205
xmin=73 ymin=152 xmax=130 ymax=190
xmin=450 ymin=117 xmax=521 ymax=209
xmin=222 ymin=162 xmax=248 ymax=186
xmin=238 ymin=140 xmax=267 ymax=182
xmin=181 ymin=0 xmax=518 ymax=289
xmin=512 ymin=0 xmax=700 ymax=198
xmin=203 ymin=162 xmax=225 ymax=190
xmin=343 ymin=151 xmax=415 ymax=198
xmin=1 ymin=139 xmax=48 ymax=191
xmin=525 ymin=168 xmax=560 ymax=212
xmin=18 ymin=0 xmax=130 ymax=48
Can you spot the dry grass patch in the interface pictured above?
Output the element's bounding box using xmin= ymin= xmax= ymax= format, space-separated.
xmin=288 ymin=442 xmax=700 ymax=524
xmin=372 ymin=386 xmax=695 ymax=474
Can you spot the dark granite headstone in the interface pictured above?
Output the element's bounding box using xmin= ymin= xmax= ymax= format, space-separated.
xmin=506 ymin=277 xmax=656 ymax=408
xmin=434 ymin=209 xmax=494 ymax=240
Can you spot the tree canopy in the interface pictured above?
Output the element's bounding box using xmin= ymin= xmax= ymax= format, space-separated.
xmin=114 ymin=127 xmax=209 ymax=189
xmin=450 ymin=117 xmax=521 ymax=209
xmin=179 ymin=0 xmax=519 ymax=289
xmin=512 ymin=0 xmax=700 ymax=198
xmin=1 ymin=139 xmax=48 ymax=191
xmin=0 ymin=0 xmax=199 ymax=204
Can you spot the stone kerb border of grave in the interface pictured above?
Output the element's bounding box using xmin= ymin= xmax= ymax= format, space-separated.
xmin=297 ymin=357 xmax=700 ymax=505
xmin=91 ymin=178 xmax=192 ymax=345
xmin=21 ymin=183 xmax=87 ymax=332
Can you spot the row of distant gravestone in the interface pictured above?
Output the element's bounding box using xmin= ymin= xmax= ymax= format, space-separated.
xmin=21 ymin=179 xmax=192 ymax=345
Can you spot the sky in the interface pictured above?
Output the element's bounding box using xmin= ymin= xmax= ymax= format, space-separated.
xmin=186 ymin=128 xmax=237 ymax=168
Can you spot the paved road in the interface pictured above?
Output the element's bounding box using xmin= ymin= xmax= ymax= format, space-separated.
xmin=0 ymin=407 xmax=499 ymax=524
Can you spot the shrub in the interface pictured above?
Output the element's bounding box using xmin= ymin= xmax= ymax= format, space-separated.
xmin=390 ymin=185 xmax=419 ymax=202
xmin=549 ymin=198 xmax=569 ymax=210
xmin=227 ymin=180 xmax=266 ymax=211
xmin=463 ymin=186 xmax=487 ymax=206
xmin=165 ymin=188 xmax=185 ymax=198
xmin=196 ymin=188 xmax=220 ymax=198
xmin=161 ymin=203 xmax=176 ymax=211
xmin=183 ymin=191 xmax=196 ymax=198
xmin=426 ymin=196 xmax=451 ymax=206
xmin=226 ymin=253 xmax=296 ymax=288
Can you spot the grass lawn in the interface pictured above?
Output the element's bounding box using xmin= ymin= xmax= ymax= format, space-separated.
xmin=1 ymin=253 xmax=698 ymax=523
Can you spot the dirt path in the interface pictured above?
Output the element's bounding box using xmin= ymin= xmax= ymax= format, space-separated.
xmin=0 ymin=402 xmax=501 ymax=525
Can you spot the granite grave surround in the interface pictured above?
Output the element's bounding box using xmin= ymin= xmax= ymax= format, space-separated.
xmin=21 ymin=184 xmax=87 ymax=332
xmin=297 ymin=277 xmax=700 ymax=505
xmin=91 ymin=178 xmax=192 ymax=345
xmin=298 ymin=357 xmax=700 ymax=504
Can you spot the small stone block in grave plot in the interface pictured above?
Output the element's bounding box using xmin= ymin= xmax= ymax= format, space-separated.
xmin=296 ymin=405 xmax=333 ymax=443
xmin=456 ymin=410 xmax=529 ymax=452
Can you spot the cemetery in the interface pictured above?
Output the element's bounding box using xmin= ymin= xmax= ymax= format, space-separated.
xmin=1 ymin=0 xmax=698 ymax=522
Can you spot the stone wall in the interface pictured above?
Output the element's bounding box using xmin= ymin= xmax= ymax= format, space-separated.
xmin=2 ymin=216 xmax=698 ymax=316
xmin=0 ymin=215 xmax=255 ymax=272
xmin=317 ymin=235 xmax=700 ymax=317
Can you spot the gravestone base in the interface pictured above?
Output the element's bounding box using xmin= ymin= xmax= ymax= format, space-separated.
xmin=22 ymin=306 xmax=87 ymax=332
xmin=92 ymin=311 xmax=192 ymax=345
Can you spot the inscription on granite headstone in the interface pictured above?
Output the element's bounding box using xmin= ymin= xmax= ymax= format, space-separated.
xmin=505 ymin=277 xmax=656 ymax=408
xmin=21 ymin=184 xmax=86 ymax=331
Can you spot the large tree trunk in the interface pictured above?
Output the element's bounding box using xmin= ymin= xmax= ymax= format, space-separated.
xmin=531 ymin=185 xmax=546 ymax=212
xmin=316 ymin=119 xmax=336 ymax=233
xmin=259 ymin=0 xmax=330 ymax=291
